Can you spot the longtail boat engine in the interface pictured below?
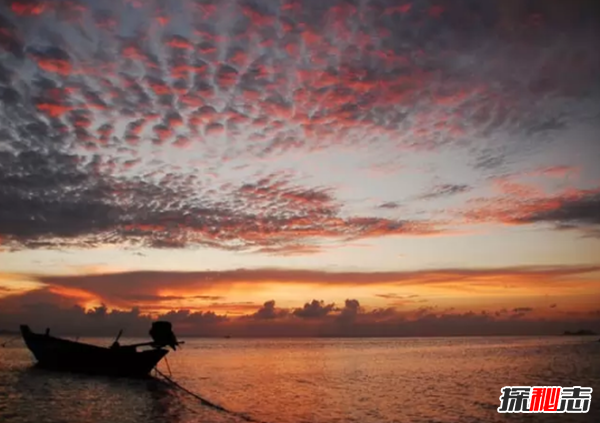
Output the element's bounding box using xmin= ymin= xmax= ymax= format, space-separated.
xmin=150 ymin=321 xmax=180 ymax=350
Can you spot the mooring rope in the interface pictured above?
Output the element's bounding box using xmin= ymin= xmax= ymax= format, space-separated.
xmin=163 ymin=355 xmax=172 ymax=377
xmin=154 ymin=367 xmax=267 ymax=423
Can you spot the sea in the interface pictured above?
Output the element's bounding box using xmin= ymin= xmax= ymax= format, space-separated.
xmin=0 ymin=336 xmax=598 ymax=423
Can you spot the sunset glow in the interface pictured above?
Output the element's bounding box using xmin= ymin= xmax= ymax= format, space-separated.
xmin=1 ymin=0 xmax=599 ymax=336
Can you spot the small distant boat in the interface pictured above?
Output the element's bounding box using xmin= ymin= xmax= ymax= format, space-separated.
xmin=20 ymin=321 xmax=182 ymax=378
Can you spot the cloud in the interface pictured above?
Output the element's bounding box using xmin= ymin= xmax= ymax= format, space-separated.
xmin=28 ymin=46 xmax=72 ymax=76
xmin=293 ymin=300 xmax=336 ymax=319
xmin=375 ymin=293 xmax=424 ymax=307
xmin=119 ymin=294 xmax=224 ymax=303
xmin=250 ymin=300 xmax=289 ymax=320
xmin=14 ymin=264 xmax=599 ymax=312
xmin=532 ymin=166 xmax=579 ymax=179
xmin=158 ymin=309 xmax=228 ymax=328
xmin=337 ymin=299 xmax=362 ymax=323
xmin=377 ymin=202 xmax=401 ymax=210
xmin=461 ymin=175 xmax=600 ymax=236
xmin=376 ymin=293 xmax=405 ymax=300
xmin=0 ymin=148 xmax=444 ymax=252
xmin=471 ymin=148 xmax=507 ymax=172
xmin=517 ymin=192 xmax=600 ymax=232
xmin=0 ymin=0 xmax=597 ymax=255
xmin=0 ymin=1 xmax=598 ymax=346
xmin=2 ymin=290 xmax=598 ymax=337
xmin=254 ymin=244 xmax=324 ymax=256
xmin=10 ymin=1 xmax=47 ymax=16
xmin=0 ymin=287 xmax=229 ymax=336
xmin=417 ymin=184 xmax=472 ymax=201
xmin=0 ymin=149 xmax=117 ymax=245
xmin=0 ymin=14 xmax=24 ymax=57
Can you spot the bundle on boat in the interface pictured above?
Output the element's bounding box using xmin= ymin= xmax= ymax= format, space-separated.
xmin=19 ymin=321 xmax=182 ymax=378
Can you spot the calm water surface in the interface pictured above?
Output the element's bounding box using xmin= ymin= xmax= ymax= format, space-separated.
xmin=0 ymin=336 xmax=598 ymax=423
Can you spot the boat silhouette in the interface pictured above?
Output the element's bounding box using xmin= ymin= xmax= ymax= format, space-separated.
xmin=20 ymin=321 xmax=182 ymax=378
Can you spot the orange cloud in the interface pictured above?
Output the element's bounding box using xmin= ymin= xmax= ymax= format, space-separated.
xmin=36 ymin=103 xmax=73 ymax=117
xmin=532 ymin=166 xmax=580 ymax=179
xmin=0 ymin=272 xmax=44 ymax=298
xmin=11 ymin=1 xmax=46 ymax=16
xmin=34 ymin=57 xmax=72 ymax=75
xmin=165 ymin=35 xmax=193 ymax=50
xmin=458 ymin=169 xmax=600 ymax=235
xmin=8 ymin=264 xmax=596 ymax=316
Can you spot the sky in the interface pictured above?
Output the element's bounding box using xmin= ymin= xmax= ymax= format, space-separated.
xmin=0 ymin=0 xmax=599 ymax=337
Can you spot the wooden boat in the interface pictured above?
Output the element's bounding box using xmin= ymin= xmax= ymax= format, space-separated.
xmin=20 ymin=321 xmax=181 ymax=378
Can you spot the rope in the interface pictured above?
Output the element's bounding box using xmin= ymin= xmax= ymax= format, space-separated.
xmin=164 ymin=355 xmax=172 ymax=377
xmin=153 ymin=367 xmax=267 ymax=423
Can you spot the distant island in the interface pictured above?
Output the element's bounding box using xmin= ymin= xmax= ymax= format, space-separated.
xmin=563 ymin=329 xmax=597 ymax=336
xmin=0 ymin=329 xmax=18 ymax=335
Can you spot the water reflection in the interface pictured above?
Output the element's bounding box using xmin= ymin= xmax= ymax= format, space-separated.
xmin=0 ymin=343 xmax=232 ymax=423
xmin=5 ymin=367 xmax=169 ymax=423
xmin=1 ymin=336 xmax=599 ymax=423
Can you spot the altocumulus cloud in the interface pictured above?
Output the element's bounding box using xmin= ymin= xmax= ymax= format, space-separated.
xmin=0 ymin=0 xmax=599 ymax=254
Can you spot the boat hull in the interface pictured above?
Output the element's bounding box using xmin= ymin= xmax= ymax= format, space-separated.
xmin=21 ymin=325 xmax=168 ymax=378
